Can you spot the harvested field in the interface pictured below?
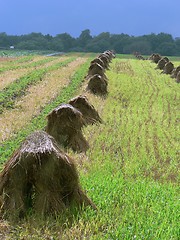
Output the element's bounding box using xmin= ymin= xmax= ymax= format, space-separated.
xmin=0 ymin=53 xmax=179 ymax=240
xmin=0 ymin=57 xmax=87 ymax=142
xmin=0 ymin=56 xmax=69 ymax=90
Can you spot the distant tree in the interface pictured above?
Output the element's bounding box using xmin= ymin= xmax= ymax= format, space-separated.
xmin=86 ymin=39 xmax=110 ymax=52
xmin=0 ymin=32 xmax=10 ymax=47
xmin=44 ymin=34 xmax=53 ymax=41
xmin=0 ymin=30 xmax=179 ymax=55
xmin=110 ymin=34 xmax=131 ymax=53
xmin=158 ymin=42 xmax=176 ymax=56
xmin=123 ymin=40 xmax=152 ymax=55
xmin=76 ymin=29 xmax=92 ymax=50
xmin=55 ymin=33 xmax=75 ymax=51
xmin=86 ymin=32 xmax=111 ymax=52
xmin=50 ymin=38 xmax=64 ymax=51
xmin=16 ymin=40 xmax=38 ymax=50
xmin=144 ymin=32 xmax=174 ymax=52
xmin=15 ymin=32 xmax=50 ymax=50
xmin=175 ymin=38 xmax=180 ymax=55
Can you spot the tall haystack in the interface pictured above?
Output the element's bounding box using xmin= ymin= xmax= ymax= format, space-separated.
xmin=162 ymin=62 xmax=174 ymax=74
xmin=90 ymin=58 xmax=105 ymax=68
xmin=156 ymin=58 xmax=167 ymax=70
xmin=171 ymin=66 xmax=180 ymax=78
xmin=163 ymin=57 xmax=169 ymax=63
xmin=0 ymin=131 xmax=95 ymax=219
xmin=98 ymin=54 xmax=110 ymax=69
xmin=149 ymin=53 xmax=161 ymax=63
xmin=86 ymin=62 xmax=107 ymax=80
xmin=176 ymin=71 xmax=180 ymax=83
xmin=46 ymin=104 xmax=89 ymax=152
xmin=102 ymin=51 xmax=112 ymax=61
xmin=68 ymin=95 xmax=102 ymax=125
xmin=136 ymin=54 xmax=145 ymax=60
xmin=87 ymin=74 xmax=108 ymax=96
xmin=104 ymin=50 xmax=116 ymax=60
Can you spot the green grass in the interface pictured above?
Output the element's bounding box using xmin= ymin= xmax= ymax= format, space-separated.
xmin=1 ymin=56 xmax=179 ymax=239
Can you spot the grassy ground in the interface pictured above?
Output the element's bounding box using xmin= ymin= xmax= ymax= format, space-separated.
xmin=0 ymin=55 xmax=179 ymax=239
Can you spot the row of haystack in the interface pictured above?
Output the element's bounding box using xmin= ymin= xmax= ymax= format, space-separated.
xmin=0 ymin=50 xmax=115 ymax=220
xmin=86 ymin=50 xmax=115 ymax=96
xmin=149 ymin=53 xmax=180 ymax=83
xmin=133 ymin=52 xmax=146 ymax=60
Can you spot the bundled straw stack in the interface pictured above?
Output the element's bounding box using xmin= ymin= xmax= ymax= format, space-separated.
xmin=0 ymin=131 xmax=96 ymax=219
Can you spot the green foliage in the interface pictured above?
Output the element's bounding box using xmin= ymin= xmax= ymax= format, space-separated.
xmin=77 ymin=29 xmax=92 ymax=49
xmin=1 ymin=31 xmax=180 ymax=55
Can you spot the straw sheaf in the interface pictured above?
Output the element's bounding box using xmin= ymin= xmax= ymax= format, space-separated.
xmin=68 ymin=95 xmax=102 ymax=125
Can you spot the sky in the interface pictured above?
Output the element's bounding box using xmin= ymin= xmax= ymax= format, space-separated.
xmin=0 ymin=0 xmax=179 ymax=38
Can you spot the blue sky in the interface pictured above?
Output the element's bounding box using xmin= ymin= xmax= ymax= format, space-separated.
xmin=0 ymin=0 xmax=179 ymax=38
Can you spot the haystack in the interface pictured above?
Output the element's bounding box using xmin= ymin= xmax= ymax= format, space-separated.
xmin=104 ymin=50 xmax=116 ymax=59
xmin=0 ymin=131 xmax=95 ymax=219
xmin=98 ymin=54 xmax=110 ymax=69
xmin=176 ymin=71 xmax=180 ymax=83
xmin=162 ymin=62 xmax=174 ymax=74
xmin=86 ymin=62 xmax=107 ymax=80
xmin=149 ymin=53 xmax=161 ymax=63
xmin=68 ymin=95 xmax=102 ymax=125
xmin=90 ymin=58 xmax=105 ymax=68
xmin=136 ymin=55 xmax=145 ymax=60
xmin=101 ymin=52 xmax=112 ymax=61
xmin=156 ymin=58 xmax=167 ymax=70
xmin=87 ymin=74 xmax=108 ymax=96
xmin=163 ymin=57 xmax=169 ymax=63
xmin=46 ymin=104 xmax=89 ymax=152
xmin=171 ymin=66 xmax=180 ymax=78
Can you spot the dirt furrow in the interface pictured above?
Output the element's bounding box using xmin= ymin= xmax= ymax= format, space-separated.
xmin=0 ymin=57 xmax=68 ymax=90
xmin=0 ymin=57 xmax=87 ymax=142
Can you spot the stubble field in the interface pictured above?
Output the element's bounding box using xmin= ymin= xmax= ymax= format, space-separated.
xmin=0 ymin=52 xmax=179 ymax=239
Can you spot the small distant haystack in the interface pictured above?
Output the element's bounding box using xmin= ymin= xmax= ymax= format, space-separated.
xmin=149 ymin=53 xmax=161 ymax=63
xmin=87 ymin=74 xmax=108 ymax=96
xmin=171 ymin=66 xmax=180 ymax=78
xmin=69 ymin=95 xmax=102 ymax=125
xmin=103 ymin=50 xmax=116 ymax=61
xmin=90 ymin=58 xmax=105 ymax=68
xmin=86 ymin=62 xmax=107 ymax=80
xmin=176 ymin=71 xmax=180 ymax=83
xmin=156 ymin=58 xmax=167 ymax=70
xmin=162 ymin=62 xmax=174 ymax=74
xmin=0 ymin=131 xmax=95 ymax=219
xmin=163 ymin=57 xmax=169 ymax=63
xmin=98 ymin=54 xmax=110 ymax=69
xmin=136 ymin=55 xmax=145 ymax=60
xmin=46 ymin=104 xmax=89 ymax=152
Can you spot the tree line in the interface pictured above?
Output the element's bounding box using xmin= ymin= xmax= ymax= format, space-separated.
xmin=0 ymin=30 xmax=180 ymax=56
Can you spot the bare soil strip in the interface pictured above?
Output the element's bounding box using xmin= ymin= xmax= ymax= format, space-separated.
xmin=0 ymin=57 xmax=69 ymax=90
xmin=0 ymin=57 xmax=87 ymax=142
